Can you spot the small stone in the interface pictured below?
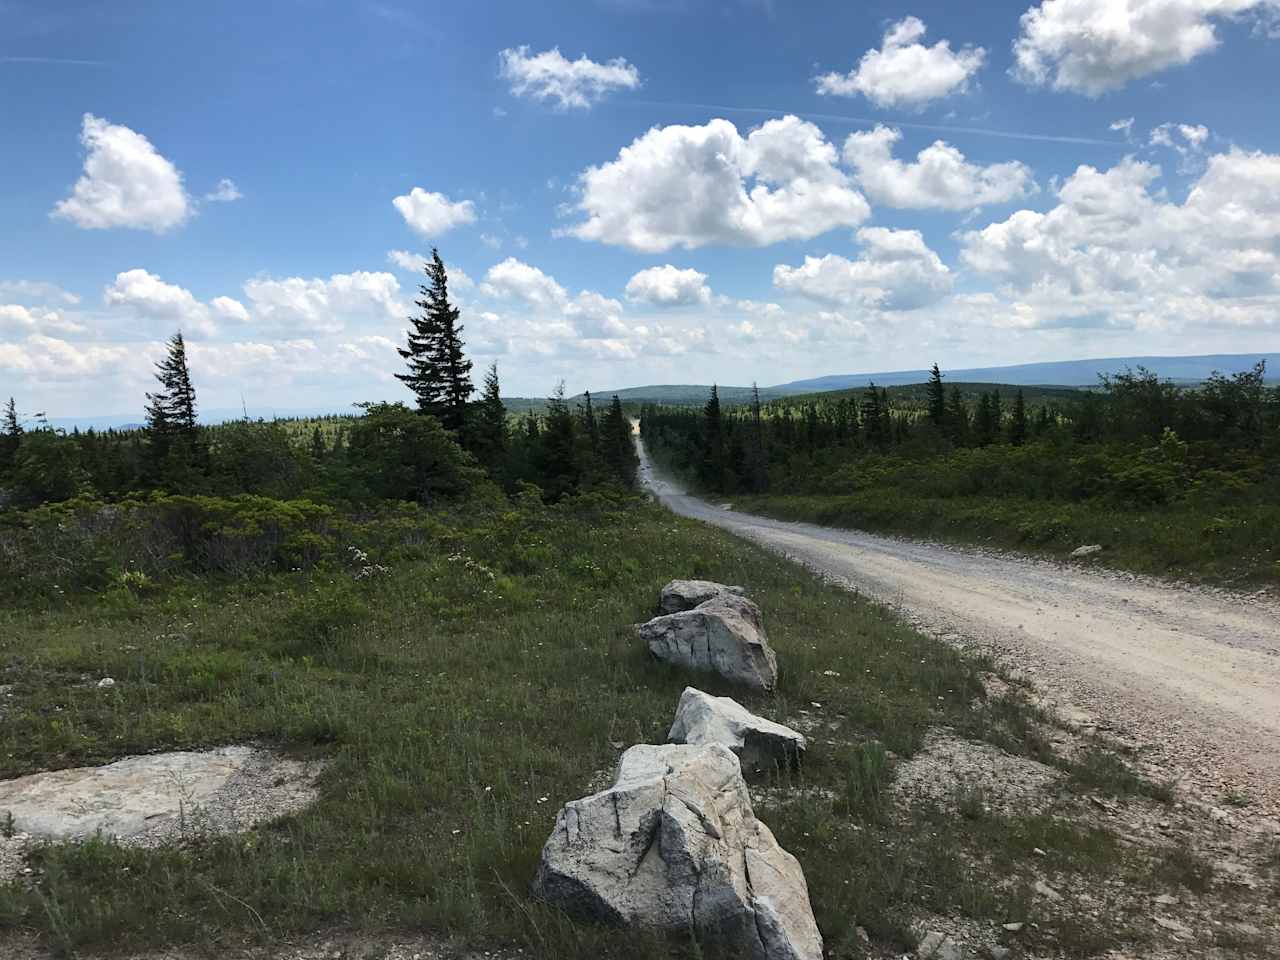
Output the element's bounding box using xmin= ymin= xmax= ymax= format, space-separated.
xmin=1070 ymin=544 xmax=1103 ymax=558
xmin=916 ymin=931 xmax=946 ymax=957
xmin=982 ymin=947 xmax=1012 ymax=960
xmin=1034 ymin=879 xmax=1062 ymax=901
xmin=1154 ymin=893 xmax=1177 ymax=906
xmin=1154 ymin=916 xmax=1192 ymax=937
xmin=1001 ymin=922 xmax=1024 ymax=933
xmin=96 ymin=677 xmax=116 ymax=689
xmin=1032 ymin=847 xmax=1047 ymax=857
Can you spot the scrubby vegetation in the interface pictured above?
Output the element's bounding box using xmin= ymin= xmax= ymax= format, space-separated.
xmin=1 ymin=491 xmax=1208 ymax=959
xmin=641 ymin=363 xmax=1280 ymax=582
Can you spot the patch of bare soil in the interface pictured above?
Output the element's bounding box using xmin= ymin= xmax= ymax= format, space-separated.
xmin=892 ymin=725 xmax=1279 ymax=960
xmin=891 ymin=730 xmax=1063 ymax=818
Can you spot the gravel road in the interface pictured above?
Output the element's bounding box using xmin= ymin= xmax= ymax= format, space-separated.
xmin=637 ymin=435 xmax=1280 ymax=823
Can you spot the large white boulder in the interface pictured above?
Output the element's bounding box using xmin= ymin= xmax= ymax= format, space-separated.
xmin=658 ymin=579 xmax=746 ymax=615
xmin=532 ymin=743 xmax=823 ymax=960
xmin=668 ymin=688 xmax=806 ymax=772
xmin=640 ymin=594 xmax=779 ymax=691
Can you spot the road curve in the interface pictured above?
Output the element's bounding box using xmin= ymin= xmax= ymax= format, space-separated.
xmin=636 ymin=433 xmax=1280 ymax=820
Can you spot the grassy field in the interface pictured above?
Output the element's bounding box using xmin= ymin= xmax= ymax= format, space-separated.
xmin=0 ymin=496 xmax=1235 ymax=959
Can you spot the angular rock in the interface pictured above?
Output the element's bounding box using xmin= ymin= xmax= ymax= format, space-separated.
xmin=532 ymin=743 xmax=823 ymax=960
xmin=659 ymin=579 xmax=746 ymax=615
xmin=1070 ymin=544 xmax=1103 ymax=558
xmin=668 ymin=687 xmax=806 ymax=771
xmin=640 ymin=594 xmax=778 ymax=691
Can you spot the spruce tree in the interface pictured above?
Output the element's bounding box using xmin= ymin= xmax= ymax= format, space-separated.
xmin=396 ymin=249 xmax=474 ymax=433
xmin=1 ymin=396 xmax=21 ymax=476
xmin=602 ymin=394 xmax=638 ymax=486
xmin=473 ymin=362 xmax=508 ymax=472
xmin=945 ymin=386 xmax=969 ymax=444
xmin=309 ymin=425 xmax=327 ymax=460
xmin=1008 ymin=390 xmax=1028 ymax=446
xmin=862 ymin=383 xmax=887 ymax=447
xmin=701 ymin=385 xmax=725 ymax=491
xmin=540 ymin=382 xmax=578 ymax=501
xmin=580 ymin=391 xmax=600 ymax=455
xmin=926 ymin=362 xmax=946 ymax=427
xmin=975 ymin=392 xmax=995 ymax=446
xmin=748 ymin=382 xmax=768 ymax=492
xmin=145 ymin=331 xmax=203 ymax=479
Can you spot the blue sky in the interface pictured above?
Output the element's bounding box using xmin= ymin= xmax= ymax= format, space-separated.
xmin=3 ymin=0 xmax=1279 ymax=417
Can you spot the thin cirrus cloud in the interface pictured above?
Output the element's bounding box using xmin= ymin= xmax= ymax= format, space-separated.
xmin=498 ymin=45 xmax=640 ymax=109
xmin=842 ymin=125 xmax=1037 ymax=210
xmin=1012 ymin=0 xmax=1279 ymax=96
xmin=564 ymin=115 xmax=869 ymax=252
xmin=391 ymin=187 xmax=477 ymax=237
xmin=815 ymin=16 xmax=985 ymax=110
xmin=52 ymin=114 xmax=191 ymax=232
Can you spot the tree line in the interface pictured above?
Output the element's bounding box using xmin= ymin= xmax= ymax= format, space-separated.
xmin=641 ymin=361 xmax=1280 ymax=504
xmin=0 ymin=249 xmax=638 ymax=508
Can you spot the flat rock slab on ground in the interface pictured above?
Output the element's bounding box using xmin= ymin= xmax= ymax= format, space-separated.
xmin=668 ymin=687 xmax=806 ymax=772
xmin=0 ymin=746 xmax=323 ymax=848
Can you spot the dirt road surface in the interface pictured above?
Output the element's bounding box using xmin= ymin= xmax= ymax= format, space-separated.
xmin=637 ymin=434 xmax=1280 ymax=824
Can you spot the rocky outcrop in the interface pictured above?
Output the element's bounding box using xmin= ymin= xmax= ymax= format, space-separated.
xmin=639 ymin=594 xmax=779 ymax=691
xmin=532 ymin=743 xmax=823 ymax=960
xmin=668 ymin=687 xmax=806 ymax=772
xmin=659 ymin=579 xmax=746 ymax=615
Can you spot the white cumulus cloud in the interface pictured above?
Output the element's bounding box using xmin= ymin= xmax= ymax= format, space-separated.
xmin=565 ymin=115 xmax=869 ymax=252
xmin=959 ymin=148 xmax=1280 ymax=329
xmin=842 ymin=126 xmax=1036 ymax=210
xmin=815 ymin=16 xmax=985 ymax=109
xmin=243 ymin=271 xmax=404 ymax=335
xmin=481 ymin=258 xmax=630 ymax=339
xmin=773 ymin=227 xmax=953 ymax=310
xmin=386 ymin=250 xmax=475 ymax=288
xmin=625 ymin=265 xmax=712 ymax=306
xmin=52 ymin=114 xmax=190 ymax=232
xmin=392 ymin=188 xmax=477 ymax=237
xmin=499 ymin=45 xmax=640 ymax=109
xmin=103 ymin=269 xmax=234 ymax=338
xmin=1012 ymin=0 xmax=1279 ymax=96
xmin=0 ymin=304 xmax=87 ymax=336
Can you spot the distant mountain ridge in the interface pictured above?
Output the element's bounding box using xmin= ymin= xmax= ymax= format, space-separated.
xmin=769 ymin=353 xmax=1278 ymax=393
xmin=40 ymin=353 xmax=1277 ymax=429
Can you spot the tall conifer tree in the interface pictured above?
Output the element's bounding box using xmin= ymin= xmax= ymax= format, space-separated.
xmin=1009 ymin=390 xmax=1028 ymax=446
xmin=926 ymin=362 xmax=946 ymax=427
xmin=144 ymin=331 xmax=203 ymax=479
xmin=396 ymin=249 xmax=474 ymax=433
xmin=1 ymin=397 xmax=21 ymax=476
xmin=602 ymin=394 xmax=638 ymax=486
xmin=473 ymin=362 xmax=508 ymax=471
